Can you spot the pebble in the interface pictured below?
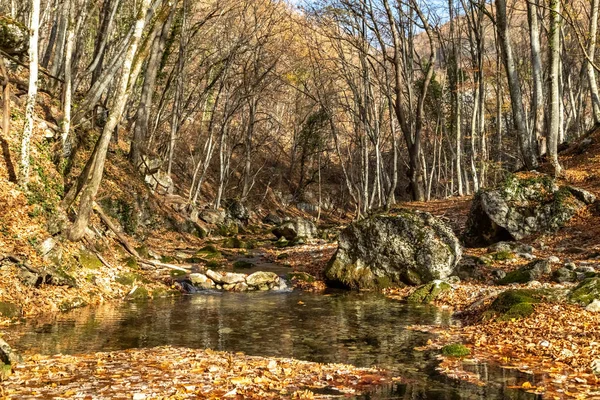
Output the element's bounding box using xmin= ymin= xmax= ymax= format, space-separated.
xmin=547 ymin=256 xmax=561 ymax=263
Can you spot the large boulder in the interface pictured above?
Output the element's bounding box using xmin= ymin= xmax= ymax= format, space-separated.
xmin=224 ymin=199 xmax=249 ymax=222
xmin=272 ymin=218 xmax=317 ymax=241
xmin=0 ymin=16 xmax=27 ymax=55
xmin=199 ymin=209 xmax=226 ymax=225
xmin=464 ymin=174 xmax=595 ymax=247
xmin=324 ymin=210 xmax=462 ymax=289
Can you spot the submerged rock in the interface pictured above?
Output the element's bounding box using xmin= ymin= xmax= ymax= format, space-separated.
xmin=272 ymin=218 xmax=317 ymax=241
xmin=464 ymin=174 xmax=595 ymax=247
xmin=407 ymin=281 xmax=451 ymax=304
xmin=325 ymin=210 xmax=462 ymax=289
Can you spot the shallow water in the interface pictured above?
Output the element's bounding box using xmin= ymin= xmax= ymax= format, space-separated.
xmin=9 ymin=291 xmax=541 ymax=399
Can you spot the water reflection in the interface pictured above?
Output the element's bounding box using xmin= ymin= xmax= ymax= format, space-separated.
xmin=10 ymin=291 xmax=539 ymax=399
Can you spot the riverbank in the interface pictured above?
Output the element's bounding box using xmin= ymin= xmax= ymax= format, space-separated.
xmin=1 ymin=346 xmax=390 ymax=399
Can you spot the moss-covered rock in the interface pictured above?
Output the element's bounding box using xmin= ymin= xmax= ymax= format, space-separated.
xmin=496 ymin=260 xmax=551 ymax=285
xmin=325 ymin=211 xmax=462 ymax=289
xmin=115 ymin=272 xmax=151 ymax=286
xmin=442 ymin=343 xmax=470 ymax=357
xmin=569 ymin=278 xmax=600 ymax=306
xmin=407 ymin=281 xmax=451 ymax=304
xmin=484 ymin=289 xmax=541 ymax=321
xmin=77 ymin=250 xmax=103 ymax=270
xmin=464 ymin=174 xmax=595 ymax=247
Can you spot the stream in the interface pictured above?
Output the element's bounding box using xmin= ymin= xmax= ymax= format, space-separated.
xmin=7 ymin=290 xmax=542 ymax=399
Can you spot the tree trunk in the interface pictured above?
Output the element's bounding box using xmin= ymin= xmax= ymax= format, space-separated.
xmin=548 ymin=0 xmax=562 ymax=176
xmin=588 ymin=0 xmax=600 ymax=124
xmin=61 ymin=0 xmax=75 ymax=157
xmin=66 ymin=0 xmax=151 ymax=241
xmin=129 ymin=6 xmax=174 ymax=166
xmin=495 ymin=0 xmax=538 ymax=169
xmin=527 ymin=0 xmax=545 ymax=156
xmin=19 ymin=0 xmax=41 ymax=188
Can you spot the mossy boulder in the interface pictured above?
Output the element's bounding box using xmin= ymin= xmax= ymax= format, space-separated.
xmin=407 ymin=281 xmax=451 ymax=304
xmin=272 ymin=218 xmax=317 ymax=241
xmin=325 ymin=211 xmax=462 ymax=289
xmin=484 ymin=290 xmax=541 ymax=321
xmin=0 ymin=16 xmax=27 ymax=55
xmin=442 ymin=343 xmax=471 ymax=357
xmin=233 ymin=260 xmax=254 ymax=269
xmin=569 ymin=278 xmax=600 ymax=306
xmin=464 ymin=174 xmax=595 ymax=247
xmin=496 ymin=259 xmax=551 ymax=285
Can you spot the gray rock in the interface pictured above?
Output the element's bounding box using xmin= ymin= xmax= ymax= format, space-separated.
xmin=488 ymin=241 xmax=534 ymax=254
xmin=246 ymin=271 xmax=279 ymax=287
xmin=565 ymin=262 xmax=577 ymax=270
xmin=518 ymin=253 xmax=536 ymax=260
xmin=553 ymin=267 xmax=577 ymax=283
xmin=263 ymin=213 xmax=283 ymax=225
xmin=577 ymin=266 xmax=597 ymax=274
xmin=209 ymin=271 xmax=246 ymax=285
xmin=189 ymin=273 xmax=215 ymax=289
xmin=199 ymin=209 xmax=226 ymax=225
xmin=272 ymin=218 xmax=317 ymax=241
xmin=325 ymin=210 xmax=462 ymax=289
xmin=492 ymin=269 xmax=507 ymax=280
xmin=496 ymin=259 xmax=551 ymax=285
xmin=547 ymin=256 xmax=561 ymax=264
xmin=586 ymin=299 xmax=600 ymax=312
xmin=224 ymin=199 xmax=249 ymax=222
xmin=592 ymin=359 xmax=600 ymax=375
xmin=464 ymin=175 xmax=590 ymax=246
xmin=0 ymin=337 xmax=20 ymax=366
xmin=566 ymin=186 xmax=596 ymax=205
xmin=0 ymin=16 xmax=28 ymax=55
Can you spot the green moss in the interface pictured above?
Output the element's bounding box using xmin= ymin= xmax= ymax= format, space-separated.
xmin=218 ymin=223 xmax=238 ymax=237
xmin=496 ymin=269 xmax=531 ymax=285
xmin=135 ymin=245 xmax=150 ymax=258
xmin=78 ymin=250 xmax=103 ymax=270
xmin=160 ymin=255 xmax=177 ymax=263
xmin=287 ymin=272 xmax=316 ymax=283
xmin=222 ymin=237 xmax=245 ymax=249
xmin=442 ymin=343 xmax=471 ymax=357
xmin=126 ymin=256 xmax=139 ymax=270
xmin=485 ymin=289 xmax=541 ymax=321
xmin=498 ymin=303 xmax=535 ymax=321
xmin=0 ymin=302 xmax=21 ymax=318
xmin=233 ymin=260 xmax=254 ymax=269
xmin=0 ymin=362 xmax=11 ymax=380
xmin=491 ymin=250 xmax=516 ymax=261
xmin=407 ymin=281 xmax=451 ymax=304
xmin=128 ymin=286 xmax=149 ymax=300
xmin=569 ymin=278 xmax=600 ymax=306
xmin=169 ymin=269 xmax=187 ymax=278
xmin=277 ymin=253 xmax=290 ymax=260
xmin=200 ymin=245 xmax=219 ymax=253
xmin=115 ymin=272 xmax=151 ymax=286
xmin=403 ymin=269 xmax=423 ymax=286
